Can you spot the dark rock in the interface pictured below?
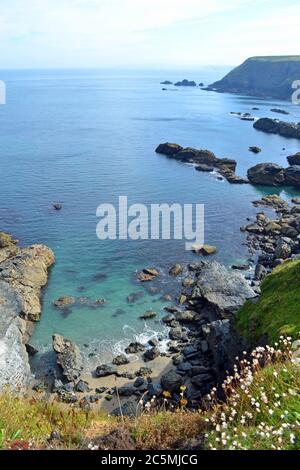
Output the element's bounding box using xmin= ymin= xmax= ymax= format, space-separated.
xmin=112 ymin=354 xmax=130 ymax=366
xmin=169 ymin=326 xmax=183 ymax=341
xmin=117 ymin=386 xmax=137 ymax=397
xmin=247 ymin=163 xmax=285 ymax=186
xmin=155 ymin=143 xmax=183 ymax=156
xmin=160 ymin=80 xmax=173 ymax=85
xmin=135 ymin=367 xmax=152 ymax=377
xmin=75 ymin=380 xmax=91 ymax=393
xmin=134 ymin=377 xmax=145 ymax=388
xmin=174 ymin=79 xmax=197 ymax=87
xmin=285 ymin=166 xmax=300 ymax=187
xmin=143 ymin=347 xmax=160 ymax=362
xmin=160 ymin=370 xmax=183 ymax=392
xmin=287 ymin=153 xmax=300 ymax=166
xmin=195 ymin=164 xmax=215 ymax=172
xmin=25 ymin=344 xmax=38 ymax=356
xmin=270 ymin=108 xmax=289 ymax=115
xmin=125 ymin=342 xmax=146 ymax=354
xmin=254 ymin=264 xmax=267 ymax=281
xmin=231 ymin=264 xmax=250 ymax=270
xmin=53 ymin=203 xmax=63 ymax=211
xmin=140 ymin=310 xmax=157 ymax=320
xmin=249 ymin=146 xmax=261 ymax=154
xmin=254 ymin=118 xmax=300 ymax=140
xmin=95 ymin=363 xmax=117 ymax=378
xmin=111 ymin=402 xmax=137 ymax=418
xmin=95 ymin=387 xmax=107 ymax=394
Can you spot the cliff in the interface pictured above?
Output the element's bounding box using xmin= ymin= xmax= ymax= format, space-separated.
xmin=210 ymin=56 xmax=300 ymax=100
xmin=0 ymin=232 xmax=54 ymax=391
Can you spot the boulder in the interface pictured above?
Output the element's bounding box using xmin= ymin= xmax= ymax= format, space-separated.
xmin=247 ymin=163 xmax=285 ymax=186
xmin=143 ymin=347 xmax=160 ymax=362
xmin=125 ymin=342 xmax=146 ymax=354
xmin=287 ymin=153 xmax=300 ymax=166
xmin=95 ymin=363 xmax=117 ymax=378
xmin=52 ymin=334 xmax=84 ymax=382
xmin=160 ymin=370 xmax=183 ymax=392
xmin=137 ymin=268 xmax=159 ymax=282
xmin=155 ymin=143 xmax=183 ymax=156
xmin=285 ymin=166 xmax=300 ymax=187
xmin=292 ymin=197 xmax=300 ymax=205
xmin=169 ymin=263 xmax=183 ymax=277
xmin=112 ymin=354 xmax=130 ymax=366
xmin=191 ymin=261 xmax=256 ymax=315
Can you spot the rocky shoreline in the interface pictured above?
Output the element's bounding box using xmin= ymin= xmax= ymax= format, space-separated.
xmin=1 ymin=175 xmax=300 ymax=415
xmin=156 ymin=142 xmax=300 ymax=188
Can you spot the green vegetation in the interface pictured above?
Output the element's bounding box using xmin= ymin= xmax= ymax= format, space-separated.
xmin=205 ymin=352 xmax=300 ymax=450
xmin=236 ymin=259 xmax=300 ymax=344
xmin=0 ymin=338 xmax=299 ymax=450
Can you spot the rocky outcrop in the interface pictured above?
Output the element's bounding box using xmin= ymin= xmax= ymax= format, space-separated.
xmin=285 ymin=166 xmax=300 ymax=186
xmin=155 ymin=143 xmax=244 ymax=184
xmin=53 ymin=334 xmax=83 ymax=382
xmin=209 ymin=56 xmax=300 ymax=100
xmin=253 ymin=118 xmax=300 ymax=139
xmin=247 ymin=162 xmax=300 ymax=187
xmin=287 ymin=153 xmax=300 ymax=166
xmin=174 ymin=79 xmax=197 ymax=87
xmin=0 ymin=234 xmax=54 ymax=391
xmin=191 ymin=261 xmax=256 ymax=316
xmin=247 ymin=163 xmax=286 ymax=186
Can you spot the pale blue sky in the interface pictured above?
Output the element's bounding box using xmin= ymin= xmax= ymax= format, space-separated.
xmin=0 ymin=0 xmax=299 ymax=69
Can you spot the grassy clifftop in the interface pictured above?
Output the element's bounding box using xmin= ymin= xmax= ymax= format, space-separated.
xmin=237 ymin=259 xmax=300 ymax=344
xmin=210 ymin=56 xmax=300 ymax=100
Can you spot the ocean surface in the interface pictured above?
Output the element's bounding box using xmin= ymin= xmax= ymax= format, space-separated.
xmin=0 ymin=68 xmax=300 ymax=368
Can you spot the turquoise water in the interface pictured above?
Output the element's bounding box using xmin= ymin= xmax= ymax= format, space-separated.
xmin=0 ymin=68 xmax=300 ymax=363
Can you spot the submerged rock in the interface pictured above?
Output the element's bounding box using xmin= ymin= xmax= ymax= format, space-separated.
xmin=249 ymin=146 xmax=261 ymax=154
xmin=139 ymin=310 xmax=157 ymax=320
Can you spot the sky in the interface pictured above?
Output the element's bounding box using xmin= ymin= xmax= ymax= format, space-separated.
xmin=0 ymin=0 xmax=299 ymax=69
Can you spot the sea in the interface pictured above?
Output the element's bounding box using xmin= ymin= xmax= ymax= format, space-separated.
xmin=0 ymin=67 xmax=299 ymax=369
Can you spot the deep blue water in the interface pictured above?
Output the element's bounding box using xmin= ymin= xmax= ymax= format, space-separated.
xmin=0 ymin=68 xmax=300 ymax=364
